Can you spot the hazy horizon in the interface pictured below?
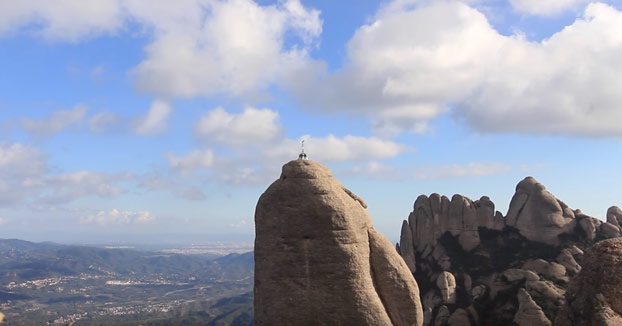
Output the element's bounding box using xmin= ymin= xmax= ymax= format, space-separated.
xmin=2 ymin=0 xmax=622 ymax=244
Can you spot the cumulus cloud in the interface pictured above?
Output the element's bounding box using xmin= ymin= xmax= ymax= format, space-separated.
xmin=187 ymin=107 xmax=408 ymax=184
xmin=134 ymin=99 xmax=172 ymax=135
xmin=80 ymin=208 xmax=155 ymax=225
xmin=195 ymin=107 xmax=282 ymax=146
xmin=509 ymin=0 xmax=588 ymax=15
xmin=1 ymin=0 xmax=321 ymax=102
xmin=298 ymin=135 xmax=406 ymax=163
xmin=21 ymin=105 xmax=87 ymax=135
xmin=458 ymin=2 xmax=622 ymax=136
xmin=0 ymin=142 xmax=134 ymax=206
xmin=0 ymin=0 xmax=124 ymax=42
xmin=290 ymin=1 xmax=622 ymax=137
xmin=131 ymin=0 xmax=321 ymax=98
xmin=413 ymin=162 xmax=513 ymax=180
xmin=166 ymin=149 xmax=215 ymax=175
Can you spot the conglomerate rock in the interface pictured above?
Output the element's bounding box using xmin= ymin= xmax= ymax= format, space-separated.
xmin=555 ymin=238 xmax=622 ymax=326
xmin=505 ymin=177 xmax=575 ymax=245
xmin=398 ymin=176 xmax=621 ymax=326
xmin=254 ymin=160 xmax=423 ymax=326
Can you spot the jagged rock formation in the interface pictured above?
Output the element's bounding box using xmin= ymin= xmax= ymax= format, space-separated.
xmin=255 ymin=160 xmax=423 ymax=326
xmin=555 ymin=237 xmax=622 ymax=326
xmin=397 ymin=176 xmax=621 ymax=326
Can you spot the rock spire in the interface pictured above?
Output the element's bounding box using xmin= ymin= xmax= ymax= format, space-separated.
xmin=254 ymin=160 xmax=423 ymax=326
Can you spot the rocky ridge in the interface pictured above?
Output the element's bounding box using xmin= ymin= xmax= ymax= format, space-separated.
xmin=397 ymin=176 xmax=621 ymax=326
xmin=255 ymin=160 xmax=423 ymax=326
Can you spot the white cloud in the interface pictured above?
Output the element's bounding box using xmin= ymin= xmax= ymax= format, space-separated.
xmin=509 ymin=0 xmax=588 ymax=15
xmin=0 ymin=0 xmax=124 ymax=42
xmin=80 ymin=208 xmax=155 ymax=225
xmin=42 ymin=171 xmax=132 ymax=204
xmin=21 ymin=105 xmax=87 ymax=135
xmin=88 ymin=112 xmax=119 ymax=133
xmin=219 ymin=167 xmax=266 ymax=185
xmin=2 ymin=0 xmax=321 ymax=98
xmin=0 ymin=217 xmax=8 ymax=225
xmin=413 ymin=162 xmax=513 ymax=180
xmin=166 ymin=149 xmax=215 ymax=175
xmin=194 ymin=107 xmax=406 ymax=163
xmin=458 ymin=2 xmax=622 ymax=136
xmin=0 ymin=142 xmax=47 ymax=177
xmin=0 ymin=142 xmax=48 ymax=205
xmin=195 ymin=107 xmax=282 ymax=146
xmin=347 ymin=161 xmax=401 ymax=180
xmin=299 ymin=135 xmax=406 ymax=163
xmin=131 ymin=0 xmax=321 ymax=98
xmin=135 ymin=99 xmax=172 ymax=135
xmin=291 ymin=1 xmax=622 ymax=137
xmin=0 ymin=142 xmax=134 ymax=206
xmin=188 ymin=106 xmax=409 ymax=184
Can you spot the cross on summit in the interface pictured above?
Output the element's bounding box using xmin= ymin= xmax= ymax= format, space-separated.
xmin=298 ymin=140 xmax=307 ymax=160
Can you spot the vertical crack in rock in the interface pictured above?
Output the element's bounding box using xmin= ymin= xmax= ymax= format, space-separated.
xmin=369 ymin=229 xmax=424 ymax=326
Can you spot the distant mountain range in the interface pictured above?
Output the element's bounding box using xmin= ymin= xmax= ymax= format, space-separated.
xmin=0 ymin=238 xmax=254 ymax=325
xmin=0 ymin=238 xmax=252 ymax=283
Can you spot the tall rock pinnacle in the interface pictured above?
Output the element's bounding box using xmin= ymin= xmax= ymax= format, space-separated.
xmin=254 ymin=160 xmax=423 ymax=326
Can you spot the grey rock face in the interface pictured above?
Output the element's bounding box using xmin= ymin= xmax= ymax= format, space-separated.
xmin=369 ymin=229 xmax=425 ymax=326
xmin=607 ymin=206 xmax=622 ymax=228
xmin=514 ymin=288 xmax=552 ymax=326
xmin=503 ymin=269 xmax=540 ymax=282
xmin=556 ymin=249 xmax=581 ymax=275
xmin=601 ymin=222 xmax=621 ymax=239
xmin=525 ymin=279 xmax=564 ymax=303
xmin=400 ymin=220 xmax=417 ymax=273
xmin=398 ymin=176 xmax=621 ymax=326
xmin=254 ymin=160 xmax=423 ymax=326
xmin=505 ymin=177 xmax=575 ymax=245
xmin=436 ymin=271 xmax=456 ymax=304
xmin=522 ymin=259 xmax=568 ymax=282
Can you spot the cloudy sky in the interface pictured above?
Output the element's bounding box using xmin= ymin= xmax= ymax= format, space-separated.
xmin=1 ymin=0 xmax=622 ymax=244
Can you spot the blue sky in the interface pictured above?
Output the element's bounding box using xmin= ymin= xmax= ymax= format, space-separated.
xmin=1 ymin=0 xmax=622 ymax=244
